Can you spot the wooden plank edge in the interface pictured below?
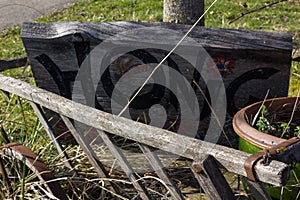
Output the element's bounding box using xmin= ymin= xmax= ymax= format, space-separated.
xmin=0 ymin=57 xmax=28 ymax=72
xmin=0 ymin=74 xmax=290 ymax=186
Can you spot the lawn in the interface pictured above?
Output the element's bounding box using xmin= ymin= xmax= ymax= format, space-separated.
xmin=0 ymin=0 xmax=299 ymax=198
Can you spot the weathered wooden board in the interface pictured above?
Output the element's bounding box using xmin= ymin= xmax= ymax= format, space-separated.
xmin=138 ymin=144 xmax=184 ymax=200
xmin=0 ymin=57 xmax=27 ymax=72
xmin=59 ymin=115 xmax=124 ymax=198
xmin=30 ymin=102 xmax=76 ymax=175
xmin=21 ymin=21 xmax=292 ymax=143
xmin=0 ymin=74 xmax=290 ymax=187
xmin=244 ymin=178 xmax=272 ymax=200
xmin=192 ymin=155 xmax=235 ymax=200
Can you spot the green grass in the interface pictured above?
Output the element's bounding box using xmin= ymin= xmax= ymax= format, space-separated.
xmin=0 ymin=0 xmax=299 ymax=198
xmin=0 ymin=27 xmax=23 ymax=59
xmin=206 ymin=1 xmax=299 ymax=35
xmin=38 ymin=0 xmax=163 ymax=22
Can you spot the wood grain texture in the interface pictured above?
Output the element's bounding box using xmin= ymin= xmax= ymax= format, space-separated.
xmin=59 ymin=115 xmax=124 ymax=197
xmin=96 ymin=129 xmax=151 ymax=200
xmin=244 ymin=178 xmax=272 ymax=200
xmin=21 ymin=21 xmax=293 ymax=143
xmin=30 ymin=102 xmax=77 ymax=175
xmin=0 ymin=57 xmax=27 ymax=72
xmin=21 ymin=21 xmax=292 ymax=52
xmin=138 ymin=144 xmax=184 ymax=200
xmin=0 ymin=74 xmax=290 ymax=187
xmin=192 ymin=155 xmax=235 ymax=200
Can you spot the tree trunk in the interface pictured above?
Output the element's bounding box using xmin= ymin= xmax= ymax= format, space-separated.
xmin=163 ymin=0 xmax=204 ymax=25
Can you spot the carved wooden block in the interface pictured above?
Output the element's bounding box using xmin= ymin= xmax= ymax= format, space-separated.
xmin=21 ymin=22 xmax=292 ymax=142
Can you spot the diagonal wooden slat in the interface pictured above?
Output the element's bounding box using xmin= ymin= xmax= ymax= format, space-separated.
xmin=30 ymin=102 xmax=77 ymax=176
xmin=0 ymin=57 xmax=28 ymax=72
xmin=96 ymin=129 xmax=151 ymax=200
xmin=138 ymin=145 xmax=184 ymax=200
xmin=59 ymin=115 xmax=123 ymax=198
xmin=191 ymin=155 xmax=235 ymax=200
xmin=244 ymin=178 xmax=272 ymax=200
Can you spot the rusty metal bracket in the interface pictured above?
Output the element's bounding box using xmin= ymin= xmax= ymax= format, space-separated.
xmin=244 ymin=151 xmax=266 ymax=181
xmin=244 ymin=137 xmax=300 ymax=181
xmin=0 ymin=143 xmax=68 ymax=200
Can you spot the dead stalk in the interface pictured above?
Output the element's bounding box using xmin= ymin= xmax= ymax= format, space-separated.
xmin=251 ymin=89 xmax=270 ymax=126
xmin=192 ymin=80 xmax=233 ymax=148
xmin=280 ymin=89 xmax=300 ymax=137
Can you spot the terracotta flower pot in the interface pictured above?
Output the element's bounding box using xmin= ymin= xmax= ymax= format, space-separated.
xmin=233 ymin=97 xmax=300 ymax=200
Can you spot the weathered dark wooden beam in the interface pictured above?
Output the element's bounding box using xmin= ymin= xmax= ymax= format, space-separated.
xmin=0 ymin=57 xmax=27 ymax=72
xmin=276 ymin=140 xmax=300 ymax=164
xmin=21 ymin=22 xmax=292 ymax=54
xmin=191 ymin=155 xmax=235 ymax=200
xmin=21 ymin=21 xmax=292 ymax=125
xmin=0 ymin=74 xmax=290 ymax=187
xmin=244 ymin=178 xmax=272 ymax=200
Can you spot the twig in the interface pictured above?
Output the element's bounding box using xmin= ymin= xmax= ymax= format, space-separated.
xmin=292 ymin=72 xmax=300 ymax=79
xmin=293 ymin=56 xmax=300 ymax=62
xmin=192 ymin=80 xmax=233 ymax=148
xmin=280 ymin=89 xmax=300 ymax=138
xmin=0 ymin=126 xmax=10 ymax=144
xmin=229 ymin=0 xmax=288 ymax=24
xmin=251 ymin=89 xmax=270 ymax=127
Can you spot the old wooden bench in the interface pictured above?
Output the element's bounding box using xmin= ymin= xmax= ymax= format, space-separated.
xmin=0 ymin=21 xmax=296 ymax=199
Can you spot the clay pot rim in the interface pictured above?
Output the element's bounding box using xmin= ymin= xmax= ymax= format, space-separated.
xmin=233 ymin=97 xmax=299 ymax=149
